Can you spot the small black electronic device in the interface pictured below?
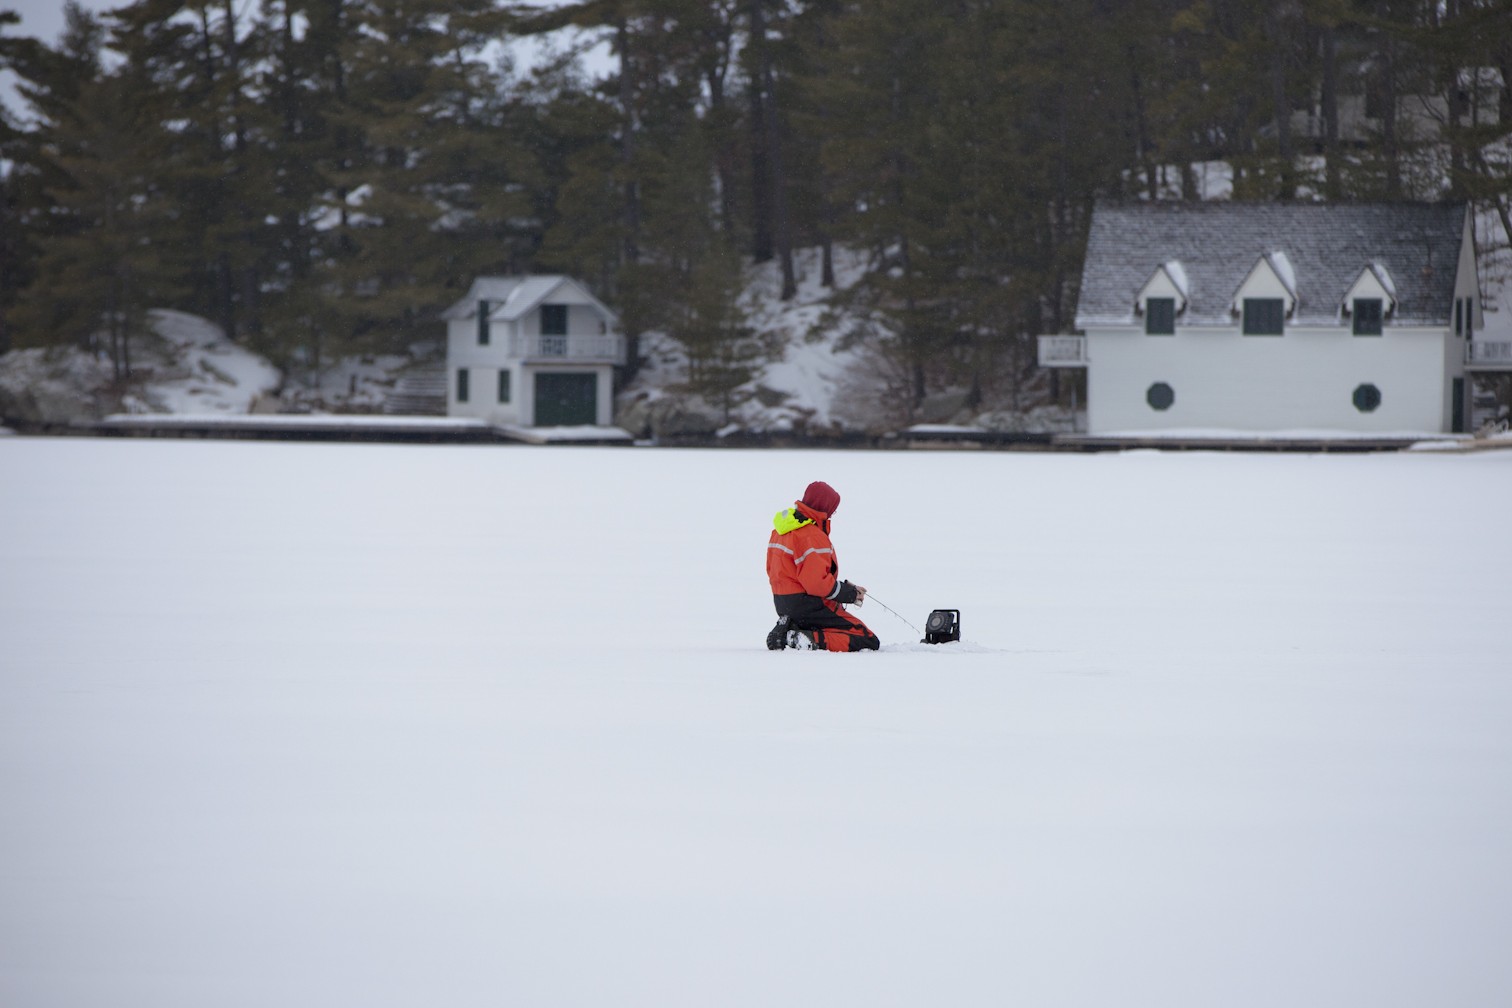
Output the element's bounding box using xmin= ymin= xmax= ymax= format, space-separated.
xmin=922 ymin=609 xmax=961 ymax=645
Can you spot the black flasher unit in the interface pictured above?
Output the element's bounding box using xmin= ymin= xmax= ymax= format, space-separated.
xmin=922 ymin=609 xmax=961 ymax=645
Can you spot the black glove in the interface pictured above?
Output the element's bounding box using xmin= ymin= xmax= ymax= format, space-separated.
xmin=832 ymin=580 xmax=860 ymax=605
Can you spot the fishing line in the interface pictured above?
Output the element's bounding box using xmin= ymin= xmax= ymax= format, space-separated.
xmin=864 ymin=592 xmax=921 ymax=636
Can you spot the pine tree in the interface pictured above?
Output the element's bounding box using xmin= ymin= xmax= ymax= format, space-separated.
xmin=799 ymin=0 xmax=955 ymax=405
xmin=781 ymin=0 xmax=845 ymax=286
xmin=96 ymin=0 xmax=273 ymax=341
xmin=743 ymin=0 xmax=797 ymax=298
xmin=9 ymin=65 xmax=183 ymax=381
xmin=528 ymin=0 xmax=767 ymax=379
xmin=535 ymin=85 xmax=630 ymax=294
xmin=312 ymin=0 xmax=529 ymax=363
xmin=1 ymin=1 xmax=107 ymax=354
xmin=4 ymin=3 xmax=186 ymax=380
xmin=1 ymin=10 xmax=33 ymax=354
xmin=800 ymin=0 xmax=1134 ymax=412
xmin=243 ymin=0 xmax=368 ymax=377
xmin=1412 ymin=0 xmax=1512 ymax=233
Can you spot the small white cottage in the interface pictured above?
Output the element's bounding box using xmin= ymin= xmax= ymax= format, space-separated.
xmin=441 ymin=275 xmax=626 ymax=427
xmin=1048 ymin=201 xmax=1488 ymax=434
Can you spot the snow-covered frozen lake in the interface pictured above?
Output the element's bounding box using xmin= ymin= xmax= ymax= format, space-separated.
xmin=3 ymin=437 xmax=1510 ymax=1008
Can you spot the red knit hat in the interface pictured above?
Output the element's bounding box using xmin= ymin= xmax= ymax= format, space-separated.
xmin=800 ymin=480 xmax=840 ymax=515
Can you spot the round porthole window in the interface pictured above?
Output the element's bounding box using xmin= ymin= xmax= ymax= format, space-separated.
xmin=1353 ymin=383 xmax=1382 ymax=413
xmin=1146 ymin=382 xmax=1175 ymax=411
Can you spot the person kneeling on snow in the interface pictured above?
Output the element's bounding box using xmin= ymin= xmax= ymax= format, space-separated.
xmin=765 ymin=480 xmax=880 ymax=652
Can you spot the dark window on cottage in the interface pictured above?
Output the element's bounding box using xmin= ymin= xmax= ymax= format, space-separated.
xmin=1455 ymin=298 xmax=1463 ymax=335
xmin=456 ymin=368 xmax=470 ymax=403
xmin=1146 ymin=382 xmax=1175 ymax=411
xmin=540 ymin=304 xmax=568 ymax=336
xmin=1353 ymin=383 xmax=1381 ymax=413
xmin=1242 ymin=298 xmax=1284 ymax=336
xmin=477 ymin=301 xmax=490 ymax=345
xmin=498 ymin=369 xmax=511 ymax=403
xmin=1145 ymin=297 xmax=1176 ymax=335
xmin=1364 ymin=68 xmax=1390 ymax=120
xmin=1353 ymin=299 xmax=1383 ymax=336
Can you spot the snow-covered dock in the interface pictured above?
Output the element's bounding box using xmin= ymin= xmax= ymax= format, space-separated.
xmin=93 ymin=413 xmax=633 ymax=445
xmin=1050 ymin=432 xmax=1433 ymax=453
xmin=890 ymin=424 xmax=1455 ymax=453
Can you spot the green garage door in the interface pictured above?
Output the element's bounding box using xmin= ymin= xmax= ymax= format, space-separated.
xmin=534 ymin=372 xmax=597 ymax=426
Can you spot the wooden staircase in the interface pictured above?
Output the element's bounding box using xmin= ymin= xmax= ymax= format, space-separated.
xmin=382 ymin=362 xmax=448 ymax=415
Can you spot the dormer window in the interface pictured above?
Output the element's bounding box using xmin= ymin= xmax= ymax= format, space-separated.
xmin=1232 ymin=252 xmax=1296 ymax=336
xmin=1135 ymin=261 xmax=1188 ymax=335
xmin=1342 ymin=264 xmax=1396 ymax=336
xmin=1352 ymin=298 xmax=1383 ymax=336
xmin=1145 ymin=297 xmax=1176 ymax=335
xmin=1243 ymin=298 xmax=1285 ymax=336
xmin=477 ymin=300 xmax=491 ymax=345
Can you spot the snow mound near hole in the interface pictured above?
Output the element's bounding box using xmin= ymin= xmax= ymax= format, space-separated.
xmin=878 ymin=640 xmax=1004 ymax=655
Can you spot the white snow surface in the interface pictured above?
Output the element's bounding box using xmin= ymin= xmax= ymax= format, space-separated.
xmin=2 ymin=439 xmax=1511 ymax=1008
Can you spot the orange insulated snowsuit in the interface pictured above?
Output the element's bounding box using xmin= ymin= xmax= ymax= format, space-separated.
xmin=766 ymin=500 xmax=879 ymax=652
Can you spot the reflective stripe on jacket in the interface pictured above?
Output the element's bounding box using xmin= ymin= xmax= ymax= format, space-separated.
xmin=766 ymin=500 xmax=842 ymax=600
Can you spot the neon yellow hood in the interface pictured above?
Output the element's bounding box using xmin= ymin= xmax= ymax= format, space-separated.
xmin=772 ymin=507 xmax=813 ymax=535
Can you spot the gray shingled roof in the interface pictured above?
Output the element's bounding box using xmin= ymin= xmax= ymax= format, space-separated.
xmin=440 ymin=275 xmax=619 ymax=324
xmin=1075 ymin=201 xmax=1468 ymax=329
xmin=441 ymin=277 xmax=532 ymax=320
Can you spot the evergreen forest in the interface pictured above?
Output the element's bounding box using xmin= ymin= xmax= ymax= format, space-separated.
xmin=2 ymin=0 xmax=1510 ymax=413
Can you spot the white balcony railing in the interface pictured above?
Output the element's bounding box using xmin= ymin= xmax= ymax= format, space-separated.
xmin=1037 ymin=335 xmax=1088 ymax=367
xmin=513 ymin=333 xmax=626 ymax=364
xmin=1466 ymin=341 xmax=1512 ymax=370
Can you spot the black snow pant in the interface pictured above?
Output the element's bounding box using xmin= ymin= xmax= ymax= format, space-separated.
xmin=773 ymin=593 xmax=880 ymax=652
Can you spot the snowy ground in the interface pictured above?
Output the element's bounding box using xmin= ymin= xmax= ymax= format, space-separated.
xmin=2 ymin=438 xmax=1511 ymax=1008
xmin=627 ymin=246 xmax=885 ymax=433
xmin=122 ymin=310 xmax=281 ymax=415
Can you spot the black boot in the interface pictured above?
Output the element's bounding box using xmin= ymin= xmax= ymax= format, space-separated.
xmin=766 ymin=616 xmax=792 ymax=650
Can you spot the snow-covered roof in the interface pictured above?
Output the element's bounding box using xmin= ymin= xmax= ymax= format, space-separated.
xmin=440 ymin=275 xmax=619 ymax=325
xmin=1228 ymin=251 xmax=1300 ymax=314
xmin=1367 ymin=262 xmax=1398 ymax=301
xmin=1077 ymin=201 xmax=1468 ymax=328
xmin=441 ymin=277 xmax=528 ymax=320
xmin=1265 ymin=251 xmax=1297 ymax=300
xmin=1136 ymin=261 xmax=1190 ymax=312
xmin=1340 ymin=262 xmax=1401 ymax=314
xmin=1163 ymin=260 xmax=1190 ymax=303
